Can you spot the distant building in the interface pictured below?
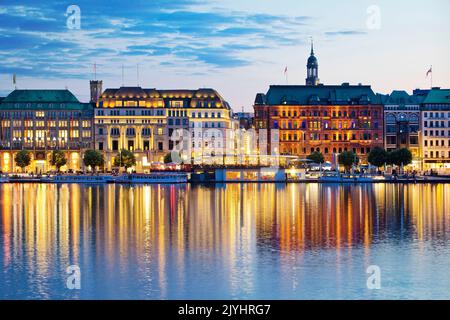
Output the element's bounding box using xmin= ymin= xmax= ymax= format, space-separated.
xmin=384 ymin=90 xmax=423 ymax=167
xmin=254 ymin=83 xmax=384 ymax=163
xmin=421 ymin=88 xmax=450 ymax=173
xmin=0 ymin=89 xmax=94 ymax=173
xmin=94 ymin=86 xmax=233 ymax=172
xmin=233 ymin=112 xmax=254 ymax=130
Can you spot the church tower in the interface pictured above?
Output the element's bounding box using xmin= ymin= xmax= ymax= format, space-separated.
xmin=306 ymin=40 xmax=319 ymax=86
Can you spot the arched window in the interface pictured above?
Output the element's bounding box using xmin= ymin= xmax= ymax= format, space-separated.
xmin=386 ymin=114 xmax=396 ymax=124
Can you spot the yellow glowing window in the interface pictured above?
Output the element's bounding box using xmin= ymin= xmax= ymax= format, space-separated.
xmin=82 ymin=130 xmax=91 ymax=138
xmin=125 ymin=101 xmax=137 ymax=107
xmin=71 ymin=130 xmax=79 ymax=138
xmin=157 ymin=128 xmax=163 ymax=135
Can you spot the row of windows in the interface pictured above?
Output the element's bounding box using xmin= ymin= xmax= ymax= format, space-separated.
xmin=423 ymin=112 xmax=450 ymax=118
xmin=102 ymin=127 xmax=165 ymax=136
xmin=190 ymin=122 xmax=223 ymax=128
xmin=274 ymin=120 xmax=378 ymax=130
xmin=424 ymin=121 xmax=450 ymax=128
xmin=1 ymin=120 xmax=91 ymax=128
xmin=0 ymin=111 xmax=86 ymax=118
xmin=281 ymin=147 xmax=372 ymax=155
xmin=423 ymin=130 xmax=450 ymax=137
xmin=424 ymin=151 xmax=450 ymax=158
xmin=263 ymin=110 xmax=380 ymax=118
xmin=384 ymin=106 xmax=419 ymax=111
xmin=424 ymin=140 xmax=450 ymax=147
xmin=281 ymin=133 xmax=379 ymax=141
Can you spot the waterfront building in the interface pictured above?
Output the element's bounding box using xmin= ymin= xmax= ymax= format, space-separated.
xmin=0 ymin=89 xmax=94 ymax=173
xmin=421 ymin=88 xmax=450 ymax=173
xmin=254 ymin=45 xmax=384 ymax=164
xmin=254 ymin=84 xmax=384 ymax=164
xmin=94 ymin=86 xmax=233 ymax=172
xmin=384 ymin=90 xmax=423 ymax=168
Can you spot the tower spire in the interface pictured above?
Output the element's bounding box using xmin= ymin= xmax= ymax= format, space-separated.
xmin=306 ymin=37 xmax=319 ymax=86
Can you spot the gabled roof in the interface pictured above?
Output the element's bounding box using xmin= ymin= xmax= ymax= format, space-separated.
xmin=258 ymin=84 xmax=382 ymax=105
xmin=422 ymin=88 xmax=450 ymax=104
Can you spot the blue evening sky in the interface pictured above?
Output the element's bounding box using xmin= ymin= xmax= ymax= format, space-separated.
xmin=0 ymin=0 xmax=449 ymax=110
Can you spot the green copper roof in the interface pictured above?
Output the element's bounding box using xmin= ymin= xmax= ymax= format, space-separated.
xmin=385 ymin=90 xmax=423 ymax=105
xmin=2 ymin=90 xmax=80 ymax=103
xmin=422 ymin=89 xmax=450 ymax=104
xmin=258 ymin=84 xmax=383 ymax=105
xmin=0 ymin=89 xmax=93 ymax=110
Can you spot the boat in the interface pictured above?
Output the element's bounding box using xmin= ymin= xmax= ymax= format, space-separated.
xmin=0 ymin=175 xmax=9 ymax=183
xmin=41 ymin=175 xmax=113 ymax=183
xmin=318 ymin=173 xmax=383 ymax=183
xmin=114 ymin=173 xmax=188 ymax=184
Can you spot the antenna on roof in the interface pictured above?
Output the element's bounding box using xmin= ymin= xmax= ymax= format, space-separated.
xmin=93 ymin=62 xmax=97 ymax=81
xmin=137 ymin=63 xmax=140 ymax=87
xmin=122 ymin=64 xmax=125 ymax=87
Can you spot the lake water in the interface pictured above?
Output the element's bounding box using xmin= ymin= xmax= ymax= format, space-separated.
xmin=0 ymin=183 xmax=450 ymax=300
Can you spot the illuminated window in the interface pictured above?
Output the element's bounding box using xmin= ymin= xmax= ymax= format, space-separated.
xmin=124 ymin=101 xmax=137 ymax=107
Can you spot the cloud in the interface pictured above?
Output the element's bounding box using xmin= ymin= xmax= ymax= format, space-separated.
xmin=0 ymin=0 xmax=314 ymax=79
xmin=324 ymin=30 xmax=367 ymax=36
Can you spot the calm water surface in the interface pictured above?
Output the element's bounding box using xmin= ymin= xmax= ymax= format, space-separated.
xmin=0 ymin=183 xmax=450 ymax=299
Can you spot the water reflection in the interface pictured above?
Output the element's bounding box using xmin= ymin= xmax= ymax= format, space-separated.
xmin=0 ymin=183 xmax=449 ymax=299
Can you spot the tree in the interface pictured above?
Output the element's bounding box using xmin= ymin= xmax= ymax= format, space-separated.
xmin=83 ymin=150 xmax=104 ymax=172
xmin=15 ymin=150 xmax=31 ymax=172
xmin=338 ymin=151 xmax=359 ymax=173
xmin=307 ymin=151 xmax=325 ymax=164
xmin=388 ymin=148 xmax=412 ymax=167
xmin=368 ymin=147 xmax=387 ymax=168
xmin=114 ymin=149 xmax=136 ymax=170
xmin=50 ymin=150 xmax=67 ymax=172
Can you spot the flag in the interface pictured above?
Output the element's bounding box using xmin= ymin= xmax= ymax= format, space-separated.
xmin=284 ymin=66 xmax=288 ymax=74
xmin=426 ymin=67 xmax=432 ymax=77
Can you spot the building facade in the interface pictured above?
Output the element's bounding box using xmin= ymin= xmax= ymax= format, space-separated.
xmin=0 ymin=90 xmax=94 ymax=173
xmin=254 ymin=84 xmax=384 ymax=164
xmin=421 ymin=88 xmax=450 ymax=173
xmin=94 ymin=86 xmax=233 ymax=172
xmin=384 ymin=90 xmax=423 ymax=168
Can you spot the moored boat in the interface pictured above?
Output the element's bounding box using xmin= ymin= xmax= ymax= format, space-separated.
xmin=114 ymin=173 xmax=188 ymax=184
xmin=41 ymin=175 xmax=113 ymax=183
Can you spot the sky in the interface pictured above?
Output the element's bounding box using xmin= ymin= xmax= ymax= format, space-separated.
xmin=0 ymin=0 xmax=449 ymax=110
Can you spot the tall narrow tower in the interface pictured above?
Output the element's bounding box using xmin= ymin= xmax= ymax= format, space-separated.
xmin=90 ymin=80 xmax=103 ymax=104
xmin=306 ymin=39 xmax=319 ymax=86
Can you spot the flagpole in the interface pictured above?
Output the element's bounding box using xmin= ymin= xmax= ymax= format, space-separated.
xmin=431 ymin=65 xmax=433 ymax=88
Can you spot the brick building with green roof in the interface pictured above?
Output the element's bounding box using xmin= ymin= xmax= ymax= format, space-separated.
xmin=254 ymin=83 xmax=384 ymax=164
xmin=420 ymin=88 xmax=450 ymax=173
xmin=0 ymin=89 xmax=94 ymax=173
